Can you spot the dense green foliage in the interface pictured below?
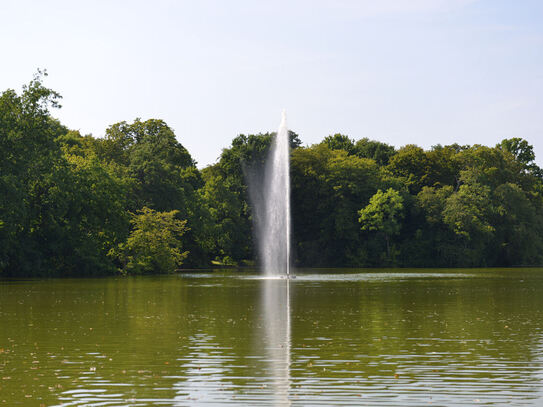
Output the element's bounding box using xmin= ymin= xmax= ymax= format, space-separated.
xmin=1 ymin=74 xmax=543 ymax=276
xmin=111 ymin=207 xmax=189 ymax=274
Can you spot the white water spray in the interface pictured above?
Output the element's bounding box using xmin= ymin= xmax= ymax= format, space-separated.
xmin=260 ymin=110 xmax=292 ymax=277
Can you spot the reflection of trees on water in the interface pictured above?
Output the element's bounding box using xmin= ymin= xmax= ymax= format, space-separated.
xmin=289 ymin=272 xmax=543 ymax=404
xmin=2 ymin=272 xmax=543 ymax=405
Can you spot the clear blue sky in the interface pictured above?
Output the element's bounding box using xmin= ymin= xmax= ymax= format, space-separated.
xmin=1 ymin=0 xmax=542 ymax=167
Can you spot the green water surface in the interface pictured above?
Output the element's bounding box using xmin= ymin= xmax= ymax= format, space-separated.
xmin=1 ymin=268 xmax=543 ymax=406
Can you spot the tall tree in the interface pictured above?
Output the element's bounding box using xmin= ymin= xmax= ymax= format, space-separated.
xmin=359 ymin=188 xmax=404 ymax=262
xmin=321 ymin=133 xmax=356 ymax=155
xmin=354 ymin=138 xmax=396 ymax=166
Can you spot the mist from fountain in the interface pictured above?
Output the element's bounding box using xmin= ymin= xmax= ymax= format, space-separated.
xmin=258 ymin=110 xmax=292 ymax=277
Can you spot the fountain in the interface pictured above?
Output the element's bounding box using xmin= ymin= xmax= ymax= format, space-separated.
xmin=256 ymin=112 xmax=294 ymax=400
xmin=259 ymin=110 xmax=292 ymax=277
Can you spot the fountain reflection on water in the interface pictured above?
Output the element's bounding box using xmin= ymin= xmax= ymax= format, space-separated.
xmin=261 ymin=278 xmax=292 ymax=405
xmin=256 ymin=111 xmax=293 ymax=403
xmin=3 ymin=271 xmax=543 ymax=405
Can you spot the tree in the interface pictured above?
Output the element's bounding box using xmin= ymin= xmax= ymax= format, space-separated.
xmin=439 ymin=182 xmax=494 ymax=266
xmin=321 ymin=133 xmax=355 ymax=155
xmin=491 ymin=182 xmax=543 ymax=265
xmin=124 ymin=119 xmax=195 ymax=210
xmin=443 ymin=183 xmax=494 ymax=240
xmin=112 ymin=207 xmax=189 ymax=274
xmin=95 ymin=118 xmax=213 ymax=267
xmin=203 ymin=131 xmax=302 ymax=265
xmin=498 ymin=138 xmax=535 ymax=166
xmin=0 ymin=73 xmax=131 ymax=276
xmin=0 ymin=71 xmax=66 ymax=275
xmin=291 ymin=144 xmax=381 ymax=266
xmin=359 ymin=188 xmax=404 ymax=261
xmin=38 ymin=151 xmax=130 ymax=275
xmin=354 ymin=138 xmax=396 ymax=166
xmin=386 ymin=145 xmax=431 ymax=193
xmin=498 ymin=138 xmax=543 ymax=180
xmin=200 ymin=165 xmax=250 ymax=264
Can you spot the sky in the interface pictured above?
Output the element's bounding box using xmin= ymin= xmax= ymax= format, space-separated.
xmin=1 ymin=0 xmax=542 ymax=167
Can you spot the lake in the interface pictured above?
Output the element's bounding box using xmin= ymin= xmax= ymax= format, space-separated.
xmin=1 ymin=268 xmax=543 ymax=406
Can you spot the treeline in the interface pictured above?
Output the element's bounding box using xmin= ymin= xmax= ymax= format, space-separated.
xmin=1 ymin=74 xmax=543 ymax=276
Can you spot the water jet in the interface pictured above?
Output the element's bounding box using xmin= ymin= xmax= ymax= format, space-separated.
xmin=256 ymin=110 xmax=292 ymax=277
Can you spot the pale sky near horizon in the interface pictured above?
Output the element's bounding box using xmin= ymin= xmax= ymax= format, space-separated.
xmin=1 ymin=0 xmax=542 ymax=167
